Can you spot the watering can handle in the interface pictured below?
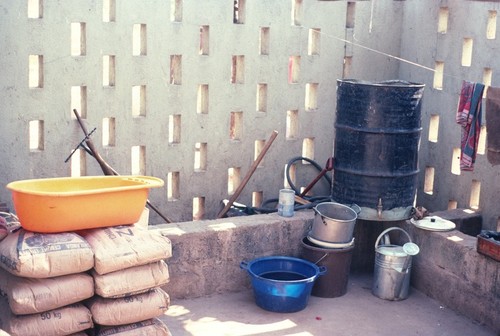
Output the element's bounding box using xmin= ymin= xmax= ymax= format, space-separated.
xmin=374 ymin=227 xmax=412 ymax=249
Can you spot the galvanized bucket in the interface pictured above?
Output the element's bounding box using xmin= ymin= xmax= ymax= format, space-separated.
xmin=372 ymin=227 xmax=418 ymax=301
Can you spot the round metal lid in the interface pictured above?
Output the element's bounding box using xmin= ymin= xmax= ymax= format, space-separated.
xmin=411 ymin=216 xmax=456 ymax=232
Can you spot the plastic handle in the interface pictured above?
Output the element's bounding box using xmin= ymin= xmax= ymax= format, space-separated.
xmin=318 ymin=266 xmax=327 ymax=276
xmin=374 ymin=227 xmax=412 ymax=249
xmin=239 ymin=261 xmax=249 ymax=270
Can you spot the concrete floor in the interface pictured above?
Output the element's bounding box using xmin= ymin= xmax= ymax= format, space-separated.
xmin=160 ymin=274 xmax=496 ymax=336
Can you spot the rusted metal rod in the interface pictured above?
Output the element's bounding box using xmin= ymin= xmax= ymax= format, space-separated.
xmin=72 ymin=109 xmax=173 ymax=223
xmin=217 ymin=130 xmax=279 ymax=219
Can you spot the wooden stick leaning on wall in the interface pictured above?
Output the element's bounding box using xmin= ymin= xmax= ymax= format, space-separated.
xmin=217 ymin=130 xmax=279 ymax=219
xmin=72 ymin=109 xmax=173 ymax=223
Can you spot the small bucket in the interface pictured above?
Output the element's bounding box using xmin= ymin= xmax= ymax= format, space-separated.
xmin=372 ymin=227 xmax=416 ymax=301
xmin=240 ymin=256 xmax=326 ymax=313
xmin=310 ymin=202 xmax=358 ymax=243
xmin=301 ymin=237 xmax=354 ymax=298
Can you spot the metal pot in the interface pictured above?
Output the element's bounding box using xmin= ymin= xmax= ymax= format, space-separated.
xmin=309 ymin=202 xmax=358 ymax=244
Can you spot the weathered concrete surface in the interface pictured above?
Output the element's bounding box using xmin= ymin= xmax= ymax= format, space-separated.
xmin=160 ymin=274 xmax=496 ymax=336
xmin=156 ymin=211 xmax=499 ymax=333
xmin=397 ymin=220 xmax=499 ymax=334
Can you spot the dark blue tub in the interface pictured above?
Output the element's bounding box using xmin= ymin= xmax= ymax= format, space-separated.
xmin=240 ymin=256 xmax=326 ymax=313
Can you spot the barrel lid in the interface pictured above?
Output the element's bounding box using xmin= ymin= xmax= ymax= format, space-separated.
xmin=376 ymin=245 xmax=407 ymax=257
xmin=410 ymin=216 xmax=456 ymax=232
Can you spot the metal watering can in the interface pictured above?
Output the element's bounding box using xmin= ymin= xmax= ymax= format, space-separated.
xmin=372 ymin=227 xmax=419 ymax=301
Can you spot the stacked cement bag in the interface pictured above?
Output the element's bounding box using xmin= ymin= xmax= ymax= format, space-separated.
xmin=0 ymin=229 xmax=95 ymax=335
xmin=81 ymin=225 xmax=172 ymax=336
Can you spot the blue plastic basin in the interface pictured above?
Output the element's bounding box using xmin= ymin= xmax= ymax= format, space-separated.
xmin=240 ymin=256 xmax=326 ymax=313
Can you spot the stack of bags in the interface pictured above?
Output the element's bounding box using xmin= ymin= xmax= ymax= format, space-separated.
xmin=0 ymin=211 xmax=173 ymax=336
xmin=81 ymin=223 xmax=172 ymax=335
xmin=0 ymin=228 xmax=95 ymax=335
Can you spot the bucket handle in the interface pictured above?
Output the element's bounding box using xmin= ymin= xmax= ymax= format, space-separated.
xmin=317 ymin=265 xmax=327 ymax=276
xmin=374 ymin=227 xmax=412 ymax=249
xmin=239 ymin=261 xmax=249 ymax=270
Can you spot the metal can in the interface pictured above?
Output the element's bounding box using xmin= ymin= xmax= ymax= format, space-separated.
xmin=278 ymin=189 xmax=295 ymax=217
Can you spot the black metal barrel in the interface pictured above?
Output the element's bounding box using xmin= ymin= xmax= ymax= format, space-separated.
xmin=332 ymin=79 xmax=425 ymax=221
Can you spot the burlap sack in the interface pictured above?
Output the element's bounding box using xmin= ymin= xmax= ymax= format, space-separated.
xmin=96 ymin=318 xmax=172 ymax=336
xmin=93 ymin=260 xmax=169 ymax=298
xmin=0 ymin=229 xmax=94 ymax=278
xmin=0 ymin=268 xmax=94 ymax=315
xmin=87 ymin=288 xmax=170 ymax=326
xmin=0 ymin=297 xmax=93 ymax=336
xmin=81 ymin=225 xmax=172 ymax=275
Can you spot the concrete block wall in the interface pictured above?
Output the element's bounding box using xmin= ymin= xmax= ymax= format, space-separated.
xmin=398 ymin=221 xmax=499 ymax=334
xmin=1 ymin=0 xmax=500 ymax=231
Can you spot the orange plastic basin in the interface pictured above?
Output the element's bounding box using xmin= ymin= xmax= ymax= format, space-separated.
xmin=6 ymin=176 xmax=164 ymax=233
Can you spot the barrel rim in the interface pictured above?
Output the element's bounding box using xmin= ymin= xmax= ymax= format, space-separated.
xmin=337 ymin=79 xmax=425 ymax=88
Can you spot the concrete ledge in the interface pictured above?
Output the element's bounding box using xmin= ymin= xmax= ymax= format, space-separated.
xmin=156 ymin=211 xmax=312 ymax=299
xmin=430 ymin=208 xmax=483 ymax=237
xmin=398 ymin=221 xmax=499 ymax=333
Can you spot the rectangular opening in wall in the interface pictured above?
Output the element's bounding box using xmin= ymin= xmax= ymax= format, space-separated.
xmin=192 ymin=197 xmax=205 ymax=220
xmin=70 ymin=148 xmax=86 ymax=177
xmin=302 ymin=137 xmax=314 ymax=162
xmin=252 ymin=191 xmax=263 ymax=208
xmin=28 ymin=0 xmax=42 ymax=18
xmin=194 ymin=142 xmax=207 ymax=171
xmin=133 ymin=24 xmax=147 ymax=56
xmin=199 ymin=26 xmax=209 ymax=55
xmin=227 ymin=167 xmax=241 ymax=195
xmin=256 ymin=83 xmax=267 ymax=113
xmin=305 ymin=83 xmax=318 ymax=111
xmin=438 ymin=7 xmax=449 ymax=33
xmin=451 ymin=147 xmax=461 ymax=175
xmin=254 ymin=139 xmax=265 ymax=167
xmin=487 ymin=10 xmax=497 ymax=40
xmin=286 ymin=110 xmax=299 ymax=140
xmin=448 ymin=200 xmax=458 ymax=210
xmin=131 ymin=145 xmax=145 ymax=175
xmin=170 ymin=55 xmax=182 ymax=85
xmin=346 ymin=2 xmax=355 ymax=29
xmin=428 ymin=114 xmax=440 ymax=143
xmin=343 ymin=56 xmax=352 ymax=79
xmin=233 ymin=0 xmax=245 ymax=24
xmin=71 ymin=22 xmax=86 ymax=56
xmin=102 ymin=117 xmax=115 ymax=147
xmin=231 ymin=55 xmax=245 ymax=84
xmin=292 ymin=0 xmax=302 ymax=26
xmin=29 ymin=120 xmax=44 ymax=151
xmin=171 ymin=0 xmax=182 ymax=22
xmin=424 ymin=166 xmax=435 ymax=195
xmin=102 ymin=55 xmax=116 ymax=87
xmin=167 ymin=171 xmax=180 ymax=201
xmin=433 ymin=61 xmax=444 ymax=90
xmin=230 ymin=111 xmax=243 ymax=141
xmin=469 ymin=179 xmax=481 ymax=210
xmin=71 ymin=86 xmax=87 ymax=118
xmin=259 ymin=27 xmax=270 ymax=55
xmin=102 ymin=0 xmax=115 ymax=22
xmin=132 ymin=85 xmax=146 ymax=117
xmin=461 ymin=38 xmax=473 ymax=67
xmin=288 ymin=56 xmax=300 ymax=84
xmin=483 ymin=68 xmax=492 ymax=98
xmin=308 ymin=29 xmax=320 ymax=55
xmin=168 ymin=114 xmax=181 ymax=144
xmin=29 ymin=55 xmax=43 ymax=88
xmin=283 ymin=163 xmax=295 ymax=189
xmin=197 ymin=84 xmax=209 ymax=114
xmin=478 ymin=125 xmax=486 ymax=155
xmin=497 ymin=217 xmax=500 ymax=232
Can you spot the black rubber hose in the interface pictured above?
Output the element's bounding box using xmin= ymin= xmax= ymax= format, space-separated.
xmin=285 ymin=156 xmax=332 ymax=196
